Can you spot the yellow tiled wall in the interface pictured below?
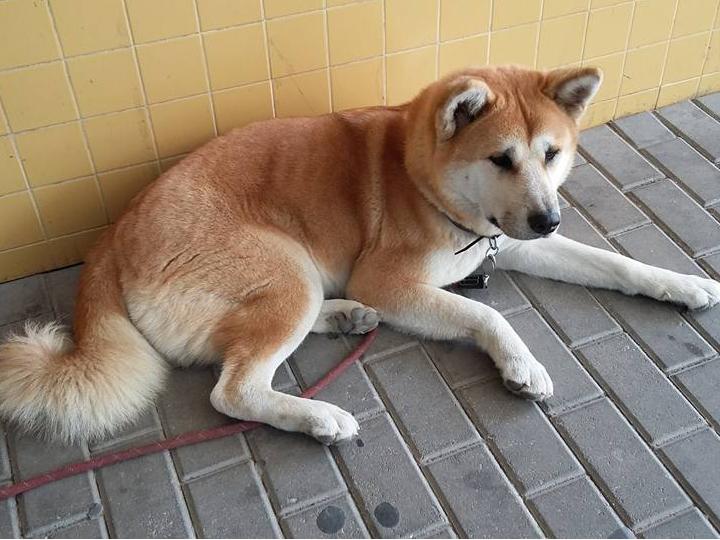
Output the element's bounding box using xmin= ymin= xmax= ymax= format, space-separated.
xmin=0 ymin=0 xmax=719 ymax=282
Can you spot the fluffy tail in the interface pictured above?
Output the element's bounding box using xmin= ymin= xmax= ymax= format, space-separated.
xmin=0 ymin=246 xmax=167 ymax=444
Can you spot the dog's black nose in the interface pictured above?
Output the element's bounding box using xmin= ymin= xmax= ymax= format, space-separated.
xmin=528 ymin=211 xmax=560 ymax=235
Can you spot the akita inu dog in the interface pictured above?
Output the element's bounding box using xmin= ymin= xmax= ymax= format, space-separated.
xmin=1 ymin=66 xmax=718 ymax=445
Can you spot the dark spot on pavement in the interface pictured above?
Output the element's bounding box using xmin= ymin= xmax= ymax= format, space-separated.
xmin=355 ymin=438 xmax=364 ymax=447
xmin=667 ymin=334 xmax=676 ymax=341
xmin=317 ymin=505 xmax=345 ymax=534
xmin=684 ymin=342 xmax=703 ymax=355
xmin=374 ymin=502 xmax=400 ymax=528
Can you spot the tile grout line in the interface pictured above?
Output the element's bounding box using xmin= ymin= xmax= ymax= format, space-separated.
xmin=191 ymin=0 xmax=219 ymax=140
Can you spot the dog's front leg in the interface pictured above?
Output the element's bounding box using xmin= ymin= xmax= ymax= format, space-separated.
xmin=348 ymin=280 xmax=553 ymax=400
xmin=498 ymin=234 xmax=720 ymax=310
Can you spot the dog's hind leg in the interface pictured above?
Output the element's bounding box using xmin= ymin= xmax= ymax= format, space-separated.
xmin=311 ymin=299 xmax=379 ymax=335
xmin=209 ymin=255 xmax=359 ymax=444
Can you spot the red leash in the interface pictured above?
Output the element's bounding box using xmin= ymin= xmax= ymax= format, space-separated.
xmin=0 ymin=329 xmax=378 ymax=502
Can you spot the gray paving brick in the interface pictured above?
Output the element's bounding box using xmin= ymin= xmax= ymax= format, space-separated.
xmin=97 ymin=449 xmax=193 ymax=538
xmin=558 ymin=206 xmax=614 ymax=250
xmin=454 ymin=270 xmax=531 ymax=315
xmin=44 ymin=264 xmax=82 ymax=322
xmin=425 ymin=443 xmax=541 ymax=538
xmin=579 ymin=125 xmax=663 ymax=189
xmin=507 ymin=309 xmax=603 ymax=415
xmin=686 ymin=307 xmax=720 ymax=351
xmin=423 ymin=339 xmax=497 ymax=389
xmin=0 ymin=274 xmax=51 ymax=326
xmin=699 ymin=252 xmax=720 ymax=280
xmin=660 ymin=429 xmax=720 ymax=525
xmin=336 ymin=412 xmax=447 ymax=537
xmin=89 ymin=408 xmax=163 ymax=454
xmin=0 ymin=497 xmax=20 ymax=539
xmin=292 ymin=333 xmax=384 ymax=418
xmin=612 ymin=224 xmax=705 ymax=277
xmin=460 ymin=380 xmax=582 ymax=495
xmin=696 ymin=92 xmax=720 ymax=118
xmin=574 ymin=152 xmax=587 ymax=166
xmin=594 ymin=290 xmax=715 ymax=373
xmin=558 ymin=192 xmax=570 ymax=209
xmin=272 ymin=360 xmax=297 ymax=391
xmin=562 ymin=164 xmax=649 ymax=235
xmin=8 ymin=433 xmax=100 ymax=536
xmin=674 ymin=359 xmax=720 ymax=431
xmin=641 ymin=508 xmax=719 ymax=538
xmin=281 ymin=493 xmax=369 ymax=538
xmin=246 ymin=425 xmax=346 ymax=516
xmin=511 ymin=273 xmax=621 ymax=348
xmin=645 ymin=138 xmax=720 ymax=207
xmin=48 ymin=518 xmax=109 ymax=539
xmin=529 ymin=476 xmax=629 ymax=538
xmin=0 ymin=427 xmax=10 ymax=483
xmin=421 ymin=525 xmax=457 ymax=538
xmin=613 ymin=111 xmax=676 ymax=150
xmin=631 ymin=179 xmax=720 ymax=257
xmin=657 ymin=101 xmax=720 ymax=164
xmin=576 ymin=334 xmax=705 ymax=445
xmin=156 ymin=368 xmax=250 ymax=481
xmin=0 ymin=312 xmax=55 ymax=342
xmin=366 ymin=346 xmax=480 ymax=462
xmin=185 ymin=461 xmax=281 ymax=538
xmin=555 ymin=398 xmax=691 ymax=529
xmin=355 ymin=325 xmax=417 ymax=360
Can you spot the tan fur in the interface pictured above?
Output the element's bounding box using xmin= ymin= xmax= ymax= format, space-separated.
xmin=0 ymin=65 xmax=608 ymax=442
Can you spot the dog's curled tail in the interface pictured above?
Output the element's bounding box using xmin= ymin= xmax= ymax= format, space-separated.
xmin=0 ymin=248 xmax=167 ymax=444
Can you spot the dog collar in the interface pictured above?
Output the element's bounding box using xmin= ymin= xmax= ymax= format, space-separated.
xmin=443 ymin=213 xmax=502 ymax=289
xmin=443 ymin=213 xmax=501 ymax=255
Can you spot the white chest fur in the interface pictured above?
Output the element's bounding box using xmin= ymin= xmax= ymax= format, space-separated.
xmin=424 ymin=236 xmax=508 ymax=288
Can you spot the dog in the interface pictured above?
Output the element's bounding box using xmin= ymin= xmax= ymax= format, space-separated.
xmin=1 ymin=65 xmax=719 ymax=445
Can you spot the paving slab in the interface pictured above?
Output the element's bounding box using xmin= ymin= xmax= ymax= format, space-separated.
xmin=640 ymin=508 xmax=719 ymax=539
xmin=673 ymin=358 xmax=720 ymax=431
xmin=657 ymin=101 xmax=720 ymax=164
xmin=613 ymin=111 xmax=676 ymax=149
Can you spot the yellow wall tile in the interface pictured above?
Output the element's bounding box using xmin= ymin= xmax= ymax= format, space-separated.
xmin=84 ymin=109 xmax=156 ymax=171
xmin=590 ymin=0 xmax=631 ymax=7
xmin=386 ymin=47 xmax=436 ymax=105
xmin=440 ymin=0 xmax=491 ymax=41
xmin=67 ymin=49 xmax=144 ymax=117
xmin=98 ymin=163 xmax=159 ymax=221
xmin=15 ymin=123 xmax=92 ymax=187
xmin=50 ymin=0 xmax=130 ymax=56
xmin=0 ymin=0 xmax=59 ymax=70
xmin=657 ymin=78 xmax=700 ymax=107
xmin=264 ymin=0 xmax=323 ymax=18
xmin=584 ymin=3 xmax=633 ymax=58
xmin=160 ymin=155 xmax=187 ymax=172
xmin=0 ymin=192 xmax=44 ymax=250
xmin=126 ymin=0 xmax=197 ymax=43
xmin=331 ymin=58 xmax=384 ymax=110
xmin=699 ymin=72 xmax=720 ymax=93
xmin=0 ymin=63 xmax=77 ymax=131
xmin=585 ymin=53 xmax=624 ymax=101
xmin=136 ymin=37 xmax=208 ymax=103
xmin=34 ymin=178 xmax=106 ymax=238
xmin=150 ymin=96 xmax=216 ymax=158
xmin=493 ymin=0 xmax=542 ymax=30
xmin=673 ymin=0 xmax=718 ymax=37
xmin=267 ymin=12 xmax=327 ymax=77
xmin=705 ymin=30 xmax=720 ymax=73
xmin=197 ymin=0 xmax=262 ymax=30
xmin=537 ymin=13 xmax=586 ymax=69
xmin=273 ymin=70 xmax=331 ymax=117
xmin=439 ymin=35 xmax=489 ymax=76
xmin=629 ymin=0 xmax=675 ymax=48
xmin=386 ymin=0 xmax=438 ymax=52
xmin=580 ymin=98 xmax=616 ymax=129
xmin=489 ymin=24 xmax=538 ymax=66
xmin=204 ymin=25 xmax=268 ymax=90
xmin=543 ymin=0 xmax=590 ymax=18
xmin=664 ymin=33 xmax=712 ymax=83
xmin=0 ymin=137 xmax=25 ymax=196
xmin=328 ymin=1 xmax=383 ymax=65
xmin=213 ymin=82 xmax=274 ymax=133
xmin=621 ymin=43 xmax=667 ymax=95
xmin=616 ymin=88 xmax=660 ymax=117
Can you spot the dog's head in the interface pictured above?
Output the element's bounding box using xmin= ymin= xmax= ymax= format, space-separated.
xmin=406 ymin=66 xmax=602 ymax=240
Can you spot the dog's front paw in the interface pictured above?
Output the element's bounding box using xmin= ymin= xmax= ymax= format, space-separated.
xmin=662 ymin=275 xmax=720 ymax=310
xmin=501 ymin=356 xmax=553 ymax=401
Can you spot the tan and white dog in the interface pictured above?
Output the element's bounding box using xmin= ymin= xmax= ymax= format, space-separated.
xmin=1 ymin=65 xmax=719 ymax=445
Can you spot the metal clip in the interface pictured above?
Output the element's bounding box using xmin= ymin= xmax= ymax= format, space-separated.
xmin=456 ymin=236 xmax=500 ymax=290
xmin=457 ymin=274 xmax=489 ymax=289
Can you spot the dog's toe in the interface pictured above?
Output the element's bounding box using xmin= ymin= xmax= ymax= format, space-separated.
xmin=502 ymin=358 xmax=553 ymax=401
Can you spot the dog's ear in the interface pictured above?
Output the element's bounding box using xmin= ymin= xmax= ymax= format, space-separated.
xmin=544 ymin=67 xmax=603 ymax=122
xmin=437 ymin=80 xmax=492 ymax=141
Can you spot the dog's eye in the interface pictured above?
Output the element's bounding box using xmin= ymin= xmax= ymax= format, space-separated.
xmin=489 ymin=153 xmax=513 ymax=170
xmin=545 ymin=147 xmax=560 ymax=164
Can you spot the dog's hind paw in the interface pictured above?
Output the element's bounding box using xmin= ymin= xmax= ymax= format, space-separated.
xmin=313 ymin=299 xmax=379 ymax=335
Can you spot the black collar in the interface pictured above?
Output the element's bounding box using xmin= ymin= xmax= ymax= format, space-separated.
xmin=442 ymin=212 xmax=501 ymax=255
